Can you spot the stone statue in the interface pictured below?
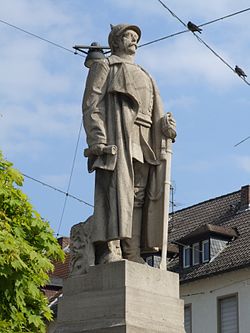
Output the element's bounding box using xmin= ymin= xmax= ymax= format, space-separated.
xmin=82 ymin=24 xmax=176 ymax=266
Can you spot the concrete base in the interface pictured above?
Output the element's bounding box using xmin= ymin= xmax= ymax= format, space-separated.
xmin=55 ymin=260 xmax=185 ymax=333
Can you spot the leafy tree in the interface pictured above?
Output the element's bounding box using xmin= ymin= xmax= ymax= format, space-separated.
xmin=0 ymin=151 xmax=64 ymax=333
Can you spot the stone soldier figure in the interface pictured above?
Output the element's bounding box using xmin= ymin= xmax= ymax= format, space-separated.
xmin=82 ymin=24 xmax=176 ymax=265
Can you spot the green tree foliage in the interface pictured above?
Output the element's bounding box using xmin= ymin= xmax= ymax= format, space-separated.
xmin=0 ymin=151 xmax=64 ymax=333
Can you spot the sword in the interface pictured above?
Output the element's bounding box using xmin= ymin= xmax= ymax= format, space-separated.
xmin=159 ymin=137 xmax=173 ymax=270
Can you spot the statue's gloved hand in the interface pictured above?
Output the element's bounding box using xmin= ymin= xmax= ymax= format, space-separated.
xmin=161 ymin=112 xmax=177 ymax=142
xmin=89 ymin=143 xmax=106 ymax=155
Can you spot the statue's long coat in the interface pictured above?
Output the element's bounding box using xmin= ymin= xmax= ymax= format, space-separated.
xmin=82 ymin=55 xmax=166 ymax=248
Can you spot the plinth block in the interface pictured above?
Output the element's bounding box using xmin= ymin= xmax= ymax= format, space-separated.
xmin=55 ymin=260 xmax=185 ymax=333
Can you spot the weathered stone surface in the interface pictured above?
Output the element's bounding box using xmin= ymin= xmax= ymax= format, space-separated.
xmin=82 ymin=23 xmax=177 ymax=264
xmin=55 ymin=260 xmax=185 ymax=333
xmin=69 ymin=217 xmax=95 ymax=275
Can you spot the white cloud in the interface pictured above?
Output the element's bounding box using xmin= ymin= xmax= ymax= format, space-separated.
xmin=138 ymin=35 xmax=236 ymax=88
xmin=2 ymin=138 xmax=46 ymax=159
xmin=104 ymin=0 xmax=162 ymax=15
xmin=176 ymin=159 xmax=214 ymax=173
xmin=169 ymin=0 xmax=250 ymax=21
xmin=0 ymin=0 xmax=249 ymax=237
xmin=105 ymin=0 xmax=250 ymax=25
xmin=235 ymin=155 xmax=250 ymax=173
xmin=0 ymin=1 xmax=87 ymax=158
xmin=41 ymin=173 xmax=69 ymax=189
xmin=0 ymin=0 xmax=70 ymax=28
xmin=165 ymin=96 xmax=198 ymax=113
xmin=0 ymin=102 xmax=81 ymax=156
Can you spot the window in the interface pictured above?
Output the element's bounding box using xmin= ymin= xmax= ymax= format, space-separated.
xmin=202 ymin=240 xmax=209 ymax=263
xmin=192 ymin=243 xmax=200 ymax=265
xmin=183 ymin=246 xmax=191 ymax=268
xmin=184 ymin=304 xmax=192 ymax=333
xmin=218 ymin=294 xmax=238 ymax=333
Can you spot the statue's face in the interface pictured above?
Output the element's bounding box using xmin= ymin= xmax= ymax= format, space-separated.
xmin=116 ymin=29 xmax=139 ymax=55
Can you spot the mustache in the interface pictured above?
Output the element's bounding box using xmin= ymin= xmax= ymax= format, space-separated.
xmin=129 ymin=43 xmax=138 ymax=49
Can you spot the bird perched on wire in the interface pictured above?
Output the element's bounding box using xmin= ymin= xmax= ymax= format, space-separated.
xmin=187 ymin=21 xmax=202 ymax=33
xmin=235 ymin=65 xmax=247 ymax=78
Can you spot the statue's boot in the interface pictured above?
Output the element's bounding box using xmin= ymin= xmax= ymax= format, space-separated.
xmin=121 ymin=207 xmax=146 ymax=264
xmin=95 ymin=240 xmax=122 ymax=265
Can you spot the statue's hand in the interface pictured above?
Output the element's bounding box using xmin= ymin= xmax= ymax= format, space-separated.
xmin=89 ymin=143 xmax=106 ymax=155
xmin=161 ymin=112 xmax=177 ymax=142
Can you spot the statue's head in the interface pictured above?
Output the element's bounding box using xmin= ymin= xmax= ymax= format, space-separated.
xmin=108 ymin=24 xmax=141 ymax=54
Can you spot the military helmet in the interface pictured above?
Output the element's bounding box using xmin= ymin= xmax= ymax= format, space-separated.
xmin=108 ymin=24 xmax=141 ymax=49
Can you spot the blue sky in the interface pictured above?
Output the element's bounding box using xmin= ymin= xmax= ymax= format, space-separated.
xmin=1 ymin=0 xmax=250 ymax=237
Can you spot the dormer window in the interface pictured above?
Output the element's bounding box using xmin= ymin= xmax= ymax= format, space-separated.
xmin=202 ymin=240 xmax=209 ymax=263
xmin=176 ymin=224 xmax=238 ymax=269
xmin=182 ymin=241 xmax=207 ymax=268
xmin=183 ymin=246 xmax=191 ymax=268
xmin=192 ymin=243 xmax=200 ymax=265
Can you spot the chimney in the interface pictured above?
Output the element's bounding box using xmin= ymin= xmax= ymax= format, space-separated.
xmin=240 ymin=185 xmax=250 ymax=210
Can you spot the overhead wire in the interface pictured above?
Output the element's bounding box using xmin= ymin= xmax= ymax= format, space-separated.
xmin=199 ymin=7 xmax=250 ymax=28
xmin=1 ymin=6 xmax=249 ymax=235
xmin=1 ymin=10 xmax=250 ymax=86
xmin=0 ymin=17 xmax=91 ymax=235
xmin=1 ymin=7 xmax=249 ymax=57
xmin=0 ymin=18 xmax=85 ymax=57
xmin=156 ymin=0 xmax=250 ymax=86
xmin=193 ymin=31 xmax=250 ymax=85
xmin=234 ymin=136 xmax=250 ymax=147
xmin=139 ymin=7 xmax=250 ymax=48
xmin=22 ymin=173 xmax=93 ymax=207
xmin=138 ymin=30 xmax=187 ymax=48
xmin=157 ymin=0 xmax=186 ymax=26
xmin=56 ymin=121 xmax=84 ymax=236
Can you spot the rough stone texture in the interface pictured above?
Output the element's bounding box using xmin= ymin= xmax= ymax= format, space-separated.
xmin=55 ymin=260 xmax=185 ymax=333
xmin=82 ymin=23 xmax=177 ymax=257
xmin=69 ymin=217 xmax=95 ymax=275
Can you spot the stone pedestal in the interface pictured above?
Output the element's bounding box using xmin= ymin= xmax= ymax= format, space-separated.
xmin=55 ymin=260 xmax=185 ymax=333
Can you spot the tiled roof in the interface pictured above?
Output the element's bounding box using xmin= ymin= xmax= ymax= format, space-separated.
xmin=43 ymin=238 xmax=70 ymax=301
xmin=44 ymin=187 xmax=250 ymax=287
xmin=50 ymin=253 xmax=70 ymax=280
xmin=168 ymin=186 xmax=250 ymax=283
xmin=176 ymin=223 xmax=238 ymax=243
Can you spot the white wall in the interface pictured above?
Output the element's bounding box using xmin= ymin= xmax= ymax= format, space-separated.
xmin=180 ymin=268 xmax=250 ymax=333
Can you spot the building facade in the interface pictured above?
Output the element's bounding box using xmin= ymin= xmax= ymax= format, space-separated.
xmin=168 ymin=185 xmax=250 ymax=333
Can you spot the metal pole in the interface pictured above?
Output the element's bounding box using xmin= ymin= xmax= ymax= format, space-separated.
xmin=159 ymin=137 xmax=173 ymax=270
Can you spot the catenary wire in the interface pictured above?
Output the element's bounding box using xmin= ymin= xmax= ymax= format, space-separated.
xmin=193 ymin=31 xmax=250 ymax=85
xmin=0 ymin=18 xmax=85 ymax=57
xmin=157 ymin=0 xmax=186 ymax=26
xmin=56 ymin=121 xmax=84 ymax=236
xmin=1 ymin=10 xmax=250 ymax=85
xmin=139 ymin=7 xmax=250 ymax=48
xmin=1 ymin=8 xmax=249 ymax=232
xmin=156 ymin=0 xmax=250 ymax=86
xmin=22 ymin=173 xmax=94 ymax=207
xmin=1 ymin=7 xmax=249 ymax=56
xmin=138 ymin=30 xmax=187 ymax=48
xmin=234 ymin=136 xmax=250 ymax=147
xmin=199 ymin=7 xmax=250 ymax=28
